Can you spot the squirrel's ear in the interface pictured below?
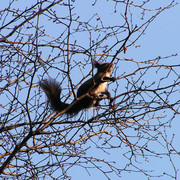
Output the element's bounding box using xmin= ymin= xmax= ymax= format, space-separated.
xmin=93 ymin=60 xmax=101 ymax=68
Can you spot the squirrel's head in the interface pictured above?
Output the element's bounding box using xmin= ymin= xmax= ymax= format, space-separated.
xmin=94 ymin=60 xmax=113 ymax=74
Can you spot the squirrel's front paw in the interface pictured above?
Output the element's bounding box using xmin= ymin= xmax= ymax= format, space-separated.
xmin=111 ymin=77 xmax=116 ymax=82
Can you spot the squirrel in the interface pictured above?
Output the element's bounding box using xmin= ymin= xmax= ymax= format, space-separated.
xmin=39 ymin=60 xmax=116 ymax=115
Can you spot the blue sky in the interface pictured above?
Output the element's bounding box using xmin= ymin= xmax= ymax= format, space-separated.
xmin=1 ymin=0 xmax=180 ymax=179
xmin=66 ymin=2 xmax=180 ymax=179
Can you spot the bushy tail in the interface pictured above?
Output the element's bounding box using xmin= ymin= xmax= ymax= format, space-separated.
xmin=39 ymin=79 xmax=69 ymax=112
xmin=39 ymin=79 xmax=89 ymax=115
